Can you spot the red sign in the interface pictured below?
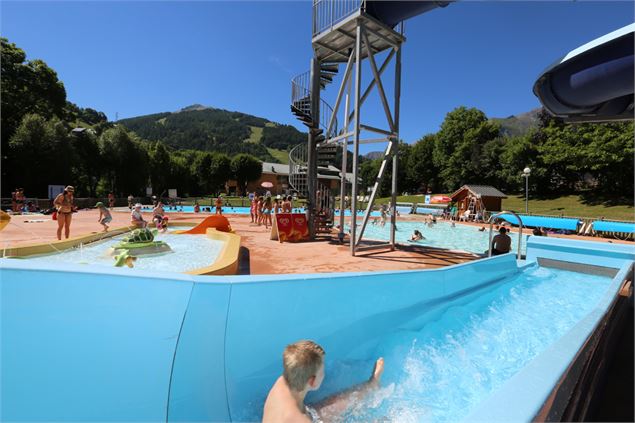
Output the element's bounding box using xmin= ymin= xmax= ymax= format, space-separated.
xmin=271 ymin=213 xmax=310 ymax=242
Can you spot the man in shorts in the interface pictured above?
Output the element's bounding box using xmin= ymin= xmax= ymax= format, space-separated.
xmin=263 ymin=340 xmax=384 ymax=423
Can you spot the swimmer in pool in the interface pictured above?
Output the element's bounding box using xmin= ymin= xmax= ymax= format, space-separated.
xmin=408 ymin=229 xmax=425 ymax=242
xmin=262 ymin=340 xmax=384 ymax=423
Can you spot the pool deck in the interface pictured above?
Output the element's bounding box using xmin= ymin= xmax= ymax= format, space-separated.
xmin=1 ymin=209 xmax=630 ymax=275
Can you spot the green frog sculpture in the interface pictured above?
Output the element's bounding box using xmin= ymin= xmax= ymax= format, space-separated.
xmin=109 ymin=228 xmax=172 ymax=258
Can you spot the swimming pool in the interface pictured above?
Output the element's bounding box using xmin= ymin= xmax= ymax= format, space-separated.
xmin=23 ymin=227 xmax=224 ymax=273
xmin=352 ymin=220 xmax=529 ymax=255
xmin=319 ymin=266 xmax=611 ymax=422
xmin=157 ymin=205 xmax=380 ymax=217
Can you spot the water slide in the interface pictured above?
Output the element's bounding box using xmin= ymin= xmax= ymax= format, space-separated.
xmin=534 ymin=23 xmax=634 ymax=122
xmin=174 ymin=215 xmax=232 ymax=234
xmin=3 ymin=238 xmax=633 ymax=421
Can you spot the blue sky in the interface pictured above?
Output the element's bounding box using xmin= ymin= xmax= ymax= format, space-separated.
xmin=3 ymin=1 xmax=633 ymax=152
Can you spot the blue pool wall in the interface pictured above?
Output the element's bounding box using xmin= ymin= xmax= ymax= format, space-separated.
xmin=1 ymin=254 xmax=519 ymax=422
xmin=466 ymin=237 xmax=634 ymax=422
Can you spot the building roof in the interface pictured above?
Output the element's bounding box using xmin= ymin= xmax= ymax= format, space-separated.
xmin=262 ymin=162 xmax=290 ymax=175
xmin=450 ymin=184 xmax=507 ymax=199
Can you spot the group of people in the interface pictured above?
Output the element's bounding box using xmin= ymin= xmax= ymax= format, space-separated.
xmin=127 ymin=202 xmax=169 ymax=231
xmin=193 ymin=196 xmax=225 ymax=214
xmin=250 ymin=194 xmax=294 ymax=229
xmin=10 ymin=188 xmax=35 ymax=213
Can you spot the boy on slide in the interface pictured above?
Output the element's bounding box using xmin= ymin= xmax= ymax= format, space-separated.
xmin=263 ymin=340 xmax=384 ymax=423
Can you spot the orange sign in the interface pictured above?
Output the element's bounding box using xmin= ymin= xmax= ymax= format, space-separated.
xmin=271 ymin=213 xmax=310 ymax=243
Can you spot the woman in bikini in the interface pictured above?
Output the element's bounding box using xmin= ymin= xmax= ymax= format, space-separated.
xmin=53 ymin=186 xmax=75 ymax=240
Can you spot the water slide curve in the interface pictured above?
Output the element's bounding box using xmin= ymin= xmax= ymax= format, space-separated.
xmin=534 ymin=23 xmax=634 ymax=122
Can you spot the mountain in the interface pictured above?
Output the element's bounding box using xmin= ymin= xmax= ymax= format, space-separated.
xmin=118 ymin=105 xmax=307 ymax=163
xmin=492 ymin=108 xmax=541 ymax=137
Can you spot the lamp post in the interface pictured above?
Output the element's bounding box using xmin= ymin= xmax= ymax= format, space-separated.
xmin=522 ymin=167 xmax=531 ymax=214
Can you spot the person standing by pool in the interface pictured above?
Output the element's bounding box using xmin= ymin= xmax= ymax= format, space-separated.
xmin=130 ymin=203 xmax=147 ymax=228
xmin=491 ymin=227 xmax=512 ymax=255
xmin=108 ymin=192 xmax=115 ymax=209
xmin=95 ymin=202 xmax=112 ymax=232
xmin=282 ymin=196 xmax=292 ymax=213
xmin=215 ymin=196 xmax=223 ymax=215
xmin=250 ymin=196 xmax=257 ymax=223
xmin=256 ymin=196 xmax=264 ymax=225
xmin=152 ymin=202 xmax=165 ymax=228
xmin=263 ymin=340 xmax=384 ymax=423
xmin=54 ymin=186 xmax=75 ymax=240
xmin=263 ymin=196 xmax=273 ymax=229
xmin=194 ymin=201 xmax=200 ymax=213
xmin=127 ymin=194 xmax=134 ymax=210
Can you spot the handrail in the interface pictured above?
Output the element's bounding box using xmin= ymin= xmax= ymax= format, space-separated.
xmin=488 ymin=211 xmax=524 ymax=260
xmin=312 ymin=0 xmax=364 ymax=37
xmin=291 ymin=71 xmax=338 ymax=139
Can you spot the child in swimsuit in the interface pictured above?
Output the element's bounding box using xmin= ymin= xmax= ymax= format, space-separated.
xmin=95 ymin=202 xmax=112 ymax=231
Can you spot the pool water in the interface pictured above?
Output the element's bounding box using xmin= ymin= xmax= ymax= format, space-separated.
xmin=353 ymin=221 xmax=529 ymax=255
xmin=315 ymin=266 xmax=612 ymax=422
xmin=24 ymin=227 xmax=224 ymax=273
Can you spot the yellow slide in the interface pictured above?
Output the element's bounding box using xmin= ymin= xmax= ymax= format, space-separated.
xmin=0 ymin=210 xmax=11 ymax=231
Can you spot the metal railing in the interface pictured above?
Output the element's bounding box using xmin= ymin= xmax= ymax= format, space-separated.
xmin=291 ymin=71 xmax=311 ymax=106
xmin=291 ymin=71 xmax=338 ymax=140
xmin=288 ymin=143 xmax=333 ymax=212
xmin=312 ymin=0 xmax=364 ymax=37
xmin=488 ymin=211 xmax=524 ymax=260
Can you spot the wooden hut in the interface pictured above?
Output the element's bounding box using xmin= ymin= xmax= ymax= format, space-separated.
xmin=450 ymin=185 xmax=507 ymax=216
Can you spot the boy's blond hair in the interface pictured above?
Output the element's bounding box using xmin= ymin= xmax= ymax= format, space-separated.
xmin=282 ymin=340 xmax=325 ymax=392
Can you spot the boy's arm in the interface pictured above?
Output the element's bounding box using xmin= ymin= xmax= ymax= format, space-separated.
xmin=313 ymin=358 xmax=383 ymax=421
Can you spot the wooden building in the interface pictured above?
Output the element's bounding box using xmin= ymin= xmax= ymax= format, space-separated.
xmin=450 ymin=185 xmax=507 ymax=214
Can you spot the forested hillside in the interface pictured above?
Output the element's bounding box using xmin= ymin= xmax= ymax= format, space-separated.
xmin=118 ymin=106 xmax=307 ymax=162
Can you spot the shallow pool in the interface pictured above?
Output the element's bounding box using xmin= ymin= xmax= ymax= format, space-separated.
xmin=353 ymin=220 xmax=529 ymax=255
xmin=314 ymin=266 xmax=612 ymax=422
xmin=24 ymin=227 xmax=224 ymax=273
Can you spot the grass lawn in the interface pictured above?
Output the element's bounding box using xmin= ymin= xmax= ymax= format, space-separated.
xmin=502 ymin=195 xmax=633 ymax=221
xmin=374 ymin=194 xmax=633 ymax=221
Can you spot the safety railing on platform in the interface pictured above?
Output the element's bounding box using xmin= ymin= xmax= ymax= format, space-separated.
xmin=312 ymin=0 xmax=364 ymax=37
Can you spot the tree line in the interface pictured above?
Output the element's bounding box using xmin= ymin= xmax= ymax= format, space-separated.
xmin=360 ymin=107 xmax=633 ymax=202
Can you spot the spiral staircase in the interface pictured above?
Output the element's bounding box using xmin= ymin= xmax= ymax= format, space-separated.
xmin=289 ymin=63 xmax=340 ymax=233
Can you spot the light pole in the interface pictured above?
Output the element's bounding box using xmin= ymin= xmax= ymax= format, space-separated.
xmin=522 ymin=167 xmax=531 ymax=214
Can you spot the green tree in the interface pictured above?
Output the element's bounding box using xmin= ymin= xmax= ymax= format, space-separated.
xmin=1 ymin=38 xmax=67 ymax=194
xmin=209 ymin=153 xmax=232 ymax=195
xmin=148 ymin=142 xmax=171 ymax=195
xmin=407 ymin=134 xmax=439 ymax=193
xmin=99 ymin=126 xmax=148 ymax=196
xmin=69 ymin=128 xmax=102 ymax=196
xmin=434 ymin=107 xmax=500 ymax=191
xmin=8 ymin=114 xmax=75 ymax=197
xmin=231 ymin=154 xmax=262 ymax=196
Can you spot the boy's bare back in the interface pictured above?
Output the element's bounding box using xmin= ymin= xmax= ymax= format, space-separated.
xmin=263 ymin=377 xmax=311 ymax=423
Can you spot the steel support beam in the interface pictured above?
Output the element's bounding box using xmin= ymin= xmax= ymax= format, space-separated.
xmin=307 ymin=57 xmax=321 ymax=239
xmin=346 ymin=49 xmax=395 ymax=124
xmin=339 ymin=77 xmax=351 ymax=240
xmin=390 ymin=46 xmax=402 ymax=250
xmin=326 ymin=50 xmax=355 ymax=139
xmin=350 ymin=23 xmax=363 ymax=256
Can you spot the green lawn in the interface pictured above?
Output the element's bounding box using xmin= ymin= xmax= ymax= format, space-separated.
xmin=374 ymin=194 xmax=633 ymax=221
xmin=502 ymin=195 xmax=633 ymax=221
xmin=267 ymin=148 xmax=290 ymax=164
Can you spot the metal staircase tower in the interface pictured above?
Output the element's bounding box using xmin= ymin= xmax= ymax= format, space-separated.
xmin=289 ymin=0 xmax=406 ymax=254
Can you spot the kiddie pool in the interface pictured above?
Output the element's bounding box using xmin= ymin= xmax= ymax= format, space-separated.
xmin=1 ymin=237 xmax=632 ymax=421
